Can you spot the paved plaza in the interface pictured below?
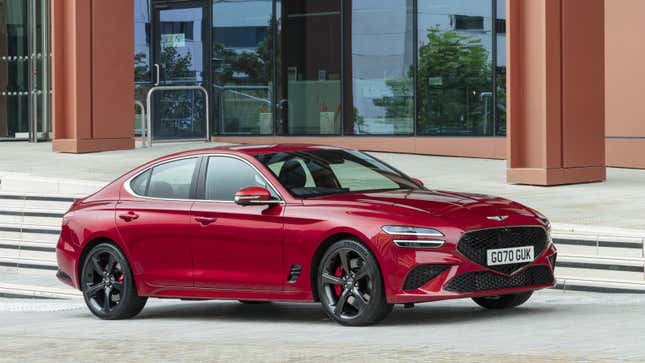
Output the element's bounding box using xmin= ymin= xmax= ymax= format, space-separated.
xmin=1 ymin=290 xmax=644 ymax=362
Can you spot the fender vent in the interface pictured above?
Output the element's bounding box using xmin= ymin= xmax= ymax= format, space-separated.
xmin=287 ymin=265 xmax=302 ymax=283
xmin=403 ymin=265 xmax=450 ymax=291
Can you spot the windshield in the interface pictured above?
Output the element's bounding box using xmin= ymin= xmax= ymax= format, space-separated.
xmin=255 ymin=149 xmax=421 ymax=198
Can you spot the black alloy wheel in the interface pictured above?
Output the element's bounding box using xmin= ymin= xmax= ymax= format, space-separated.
xmin=81 ymin=243 xmax=147 ymax=319
xmin=472 ymin=291 xmax=534 ymax=309
xmin=318 ymin=239 xmax=392 ymax=326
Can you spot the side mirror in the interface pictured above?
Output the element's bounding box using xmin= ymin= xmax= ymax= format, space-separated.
xmin=234 ymin=186 xmax=281 ymax=206
xmin=412 ymin=177 xmax=425 ymax=187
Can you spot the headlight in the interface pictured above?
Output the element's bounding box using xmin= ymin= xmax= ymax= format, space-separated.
xmin=381 ymin=226 xmax=444 ymax=237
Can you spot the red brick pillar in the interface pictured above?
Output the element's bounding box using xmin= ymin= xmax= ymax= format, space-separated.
xmin=51 ymin=0 xmax=135 ymax=153
xmin=506 ymin=0 xmax=605 ymax=185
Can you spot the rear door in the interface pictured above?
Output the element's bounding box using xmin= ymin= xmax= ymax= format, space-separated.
xmin=116 ymin=157 xmax=200 ymax=287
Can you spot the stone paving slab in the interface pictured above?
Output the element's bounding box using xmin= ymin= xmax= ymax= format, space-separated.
xmin=0 ymin=290 xmax=644 ymax=362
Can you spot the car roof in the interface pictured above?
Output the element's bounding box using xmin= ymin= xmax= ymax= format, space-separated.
xmin=178 ymin=144 xmax=353 ymax=157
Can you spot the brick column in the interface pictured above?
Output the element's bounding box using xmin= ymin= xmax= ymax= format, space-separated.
xmin=506 ymin=0 xmax=606 ymax=185
xmin=51 ymin=0 xmax=134 ymax=153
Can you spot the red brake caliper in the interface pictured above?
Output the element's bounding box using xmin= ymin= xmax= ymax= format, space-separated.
xmin=334 ymin=265 xmax=343 ymax=297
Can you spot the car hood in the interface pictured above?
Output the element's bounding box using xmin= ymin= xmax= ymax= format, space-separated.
xmin=309 ymin=189 xmax=539 ymax=223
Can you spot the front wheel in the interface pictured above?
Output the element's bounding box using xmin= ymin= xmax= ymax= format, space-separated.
xmin=472 ymin=291 xmax=533 ymax=309
xmin=81 ymin=243 xmax=147 ymax=319
xmin=317 ymin=239 xmax=393 ymax=326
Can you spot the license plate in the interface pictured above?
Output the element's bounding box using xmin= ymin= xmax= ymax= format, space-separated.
xmin=486 ymin=246 xmax=534 ymax=266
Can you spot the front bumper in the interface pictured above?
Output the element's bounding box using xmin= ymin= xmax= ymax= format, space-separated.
xmin=384 ymin=242 xmax=558 ymax=304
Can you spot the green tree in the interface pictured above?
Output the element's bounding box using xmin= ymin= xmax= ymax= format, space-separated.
xmin=134 ymin=52 xmax=149 ymax=82
xmin=371 ymin=76 xmax=414 ymax=127
xmin=160 ymin=46 xmax=194 ymax=81
xmin=416 ymin=27 xmax=492 ymax=135
xmin=213 ymin=18 xmax=275 ymax=86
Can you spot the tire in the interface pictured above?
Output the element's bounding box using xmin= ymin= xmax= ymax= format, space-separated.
xmin=472 ymin=291 xmax=533 ymax=310
xmin=80 ymin=243 xmax=147 ymax=319
xmin=317 ymin=239 xmax=393 ymax=326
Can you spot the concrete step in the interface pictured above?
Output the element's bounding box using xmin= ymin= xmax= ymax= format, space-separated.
xmin=0 ymin=210 xmax=63 ymax=227
xmin=0 ymin=283 xmax=81 ymax=299
xmin=0 ymin=267 xmax=80 ymax=299
xmin=553 ymin=234 xmax=644 ymax=259
xmin=0 ymin=192 xmax=76 ymax=213
xmin=555 ymin=255 xmax=644 ymax=283
xmin=0 ymin=255 xmax=57 ymax=270
xmin=555 ymin=275 xmax=645 ymax=294
xmin=0 ymin=224 xmax=60 ymax=243
xmin=0 ymin=173 xmax=104 ymax=196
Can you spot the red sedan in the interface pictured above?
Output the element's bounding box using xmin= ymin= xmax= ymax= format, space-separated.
xmin=56 ymin=144 xmax=557 ymax=326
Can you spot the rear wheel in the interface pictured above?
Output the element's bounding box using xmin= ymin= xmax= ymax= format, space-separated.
xmin=317 ymin=239 xmax=392 ymax=326
xmin=81 ymin=243 xmax=147 ymax=319
xmin=472 ymin=291 xmax=533 ymax=309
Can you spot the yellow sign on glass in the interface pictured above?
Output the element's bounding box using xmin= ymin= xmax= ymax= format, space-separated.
xmin=161 ymin=34 xmax=186 ymax=48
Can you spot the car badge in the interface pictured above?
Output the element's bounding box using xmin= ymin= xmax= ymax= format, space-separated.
xmin=487 ymin=215 xmax=508 ymax=221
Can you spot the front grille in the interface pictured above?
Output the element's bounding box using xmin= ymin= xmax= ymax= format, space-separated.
xmin=457 ymin=226 xmax=548 ymax=275
xmin=444 ymin=265 xmax=554 ymax=293
xmin=403 ymin=265 xmax=450 ymax=291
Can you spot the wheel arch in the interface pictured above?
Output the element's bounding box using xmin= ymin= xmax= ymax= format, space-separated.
xmin=309 ymin=231 xmax=385 ymax=302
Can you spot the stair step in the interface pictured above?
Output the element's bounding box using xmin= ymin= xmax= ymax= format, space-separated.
xmin=0 ymin=282 xmax=80 ymax=299
xmin=556 ymin=255 xmax=644 ymax=282
xmin=555 ymin=275 xmax=645 ymax=293
xmin=0 ymin=214 xmax=62 ymax=227
xmin=0 ymin=256 xmax=58 ymax=271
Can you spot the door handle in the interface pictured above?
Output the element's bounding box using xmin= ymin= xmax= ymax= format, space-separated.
xmin=195 ymin=216 xmax=216 ymax=226
xmin=119 ymin=212 xmax=139 ymax=222
xmin=153 ymin=64 xmax=160 ymax=86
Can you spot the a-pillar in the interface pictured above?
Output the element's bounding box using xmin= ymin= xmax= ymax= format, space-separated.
xmin=506 ymin=0 xmax=606 ymax=185
xmin=51 ymin=0 xmax=134 ymax=153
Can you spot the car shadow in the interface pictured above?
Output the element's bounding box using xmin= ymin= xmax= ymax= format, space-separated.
xmin=131 ymin=300 xmax=557 ymax=326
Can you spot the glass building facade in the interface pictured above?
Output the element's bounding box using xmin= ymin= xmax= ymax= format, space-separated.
xmin=0 ymin=0 xmax=50 ymax=141
xmin=133 ymin=0 xmax=506 ymax=140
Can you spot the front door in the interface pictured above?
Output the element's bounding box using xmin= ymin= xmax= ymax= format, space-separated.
xmin=151 ymin=1 xmax=210 ymax=141
xmin=190 ymin=155 xmax=284 ymax=291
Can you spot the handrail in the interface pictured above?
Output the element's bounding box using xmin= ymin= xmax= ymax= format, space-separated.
xmin=145 ymin=85 xmax=210 ymax=148
xmin=134 ymin=100 xmax=146 ymax=146
xmin=212 ymin=84 xmax=271 ymax=105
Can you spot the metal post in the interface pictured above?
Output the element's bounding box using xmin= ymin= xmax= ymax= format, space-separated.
xmin=28 ymin=0 xmax=38 ymax=143
xmin=134 ymin=100 xmax=146 ymax=147
xmin=41 ymin=0 xmax=49 ymax=141
xmin=145 ymin=85 xmax=210 ymax=147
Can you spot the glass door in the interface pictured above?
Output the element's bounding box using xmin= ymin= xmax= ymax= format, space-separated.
xmin=0 ymin=0 xmax=50 ymax=142
xmin=212 ymin=0 xmax=275 ymax=136
xmin=152 ymin=1 xmax=210 ymax=141
xmin=278 ymin=0 xmax=343 ymax=135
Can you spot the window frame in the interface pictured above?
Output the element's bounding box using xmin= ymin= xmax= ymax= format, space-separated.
xmin=194 ymin=154 xmax=285 ymax=204
xmin=124 ymin=155 xmax=202 ymax=201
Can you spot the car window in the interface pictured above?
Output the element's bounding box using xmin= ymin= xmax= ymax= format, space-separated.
xmin=144 ymin=158 xmax=198 ymax=199
xmin=330 ymin=160 xmax=399 ymax=191
xmin=205 ymin=157 xmax=275 ymax=201
xmin=130 ymin=169 xmax=151 ymax=195
xmin=256 ymin=150 xmax=419 ymax=198
xmin=267 ymin=159 xmax=316 ymax=187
